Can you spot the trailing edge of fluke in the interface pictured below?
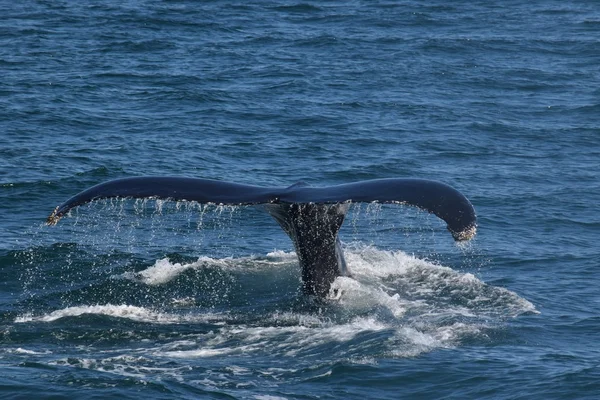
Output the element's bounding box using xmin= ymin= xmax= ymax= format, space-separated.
xmin=47 ymin=177 xmax=477 ymax=296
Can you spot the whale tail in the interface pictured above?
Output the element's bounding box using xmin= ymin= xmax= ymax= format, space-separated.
xmin=47 ymin=177 xmax=476 ymax=297
xmin=264 ymin=202 xmax=350 ymax=296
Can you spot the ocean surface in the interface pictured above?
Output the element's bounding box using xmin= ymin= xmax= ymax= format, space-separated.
xmin=1 ymin=1 xmax=599 ymax=399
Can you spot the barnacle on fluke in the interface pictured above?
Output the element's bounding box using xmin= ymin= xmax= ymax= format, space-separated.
xmin=46 ymin=206 xmax=61 ymax=226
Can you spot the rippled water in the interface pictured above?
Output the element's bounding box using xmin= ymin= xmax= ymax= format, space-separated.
xmin=1 ymin=1 xmax=599 ymax=399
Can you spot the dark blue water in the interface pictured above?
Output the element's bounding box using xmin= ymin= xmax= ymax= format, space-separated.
xmin=2 ymin=1 xmax=599 ymax=399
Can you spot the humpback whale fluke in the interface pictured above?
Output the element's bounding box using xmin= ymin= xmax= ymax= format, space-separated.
xmin=47 ymin=177 xmax=476 ymax=296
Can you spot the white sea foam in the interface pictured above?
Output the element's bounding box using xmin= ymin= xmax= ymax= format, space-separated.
xmin=15 ymin=304 xmax=171 ymax=323
xmin=49 ymin=354 xmax=189 ymax=381
xmin=157 ymin=315 xmax=388 ymax=359
xmin=265 ymin=249 xmax=297 ymax=260
xmin=15 ymin=304 xmax=226 ymax=324
xmin=329 ymin=276 xmax=410 ymax=318
xmin=5 ymin=347 xmax=52 ymax=355
xmin=119 ymin=251 xmax=297 ymax=286
xmin=343 ymin=245 xmax=538 ymax=317
xmin=119 ymin=256 xmax=229 ymax=285
xmin=134 ymin=258 xmax=193 ymax=285
xmin=17 ymin=245 xmax=537 ymax=370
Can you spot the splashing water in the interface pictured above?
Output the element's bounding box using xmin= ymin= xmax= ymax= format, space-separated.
xmin=6 ymin=199 xmax=537 ymax=395
xmin=14 ymin=246 xmax=535 ymax=366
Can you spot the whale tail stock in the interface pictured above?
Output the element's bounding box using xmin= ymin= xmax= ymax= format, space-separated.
xmin=264 ymin=202 xmax=350 ymax=296
xmin=47 ymin=177 xmax=477 ymax=297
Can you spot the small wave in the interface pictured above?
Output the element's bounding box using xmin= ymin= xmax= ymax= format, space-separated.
xmin=49 ymin=354 xmax=188 ymax=381
xmin=270 ymin=4 xmax=323 ymax=13
xmin=15 ymin=304 xmax=172 ymax=323
xmin=15 ymin=304 xmax=225 ymax=325
xmin=266 ymin=249 xmax=297 ymax=260
xmin=254 ymin=396 xmax=289 ymax=400
xmin=119 ymin=257 xmax=222 ymax=286
xmin=118 ymin=251 xmax=297 ymax=286
xmin=3 ymin=348 xmax=52 ymax=355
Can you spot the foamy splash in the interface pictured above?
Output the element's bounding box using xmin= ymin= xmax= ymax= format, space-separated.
xmin=15 ymin=304 xmax=226 ymax=324
xmin=15 ymin=245 xmax=536 ymax=363
xmin=119 ymin=252 xmax=297 ymax=286
xmin=343 ymin=246 xmax=537 ymax=317
xmin=120 ymin=257 xmax=225 ymax=285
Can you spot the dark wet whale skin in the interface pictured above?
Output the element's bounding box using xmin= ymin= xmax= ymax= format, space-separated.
xmin=48 ymin=177 xmax=477 ymax=296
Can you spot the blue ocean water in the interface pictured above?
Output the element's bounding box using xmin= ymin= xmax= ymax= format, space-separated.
xmin=1 ymin=0 xmax=600 ymax=398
